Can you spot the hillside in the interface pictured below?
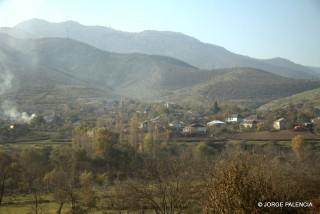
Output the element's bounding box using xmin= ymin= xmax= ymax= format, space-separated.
xmin=3 ymin=18 xmax=319 ymax=80
xmin=258 ymin=88 xmax=320 ymax=111
xmin=1 ymin=33 xmax=320 ymax=111
xmin=164 ymin=68 xmax=320 ymax=106
xmin=0 ymin=33 xmax=202 ymax=105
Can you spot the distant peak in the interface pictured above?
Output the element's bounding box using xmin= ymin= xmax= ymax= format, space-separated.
xmin=15 ymin=19 xmax=81 ymax=28
xmin=268 ymin=57 xmax=291 ymax=62
xmin=15 ymin=18 xmax=49 ymax=26
xmin=60 ymin=20 xmax=81 ymax=25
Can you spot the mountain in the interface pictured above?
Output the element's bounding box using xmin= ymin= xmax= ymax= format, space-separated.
xmin=258 ymin=88 xmax=320 ymax=111
xmin=308 ymin=66 xmax=320 ymax=74
xmin=0 ymin=33 xmax=201 ymax=100
xmin=1 ymin=33 xmax=319 ymax=111
xmin=5 ymin=18 xmax=319 ymax=80
xmin=164 ymin=67 xmax=320 ymax=106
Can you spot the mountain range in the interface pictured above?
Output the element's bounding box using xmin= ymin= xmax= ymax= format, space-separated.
xmin=0 ymin=19 xmax=320 ymax=111
xmin=0 ymin=32 xmax=319 ymax=109
xmin=1 ymin=19 xmax=319 ymax=80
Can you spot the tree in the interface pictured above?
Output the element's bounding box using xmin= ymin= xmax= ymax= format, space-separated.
xmin=72 ymin=126 xmax=93 ymax=153
xmin=79 ymin=171 xmax=96 ymax=210
xmin=44 ymin=169 xmax=69 ymax=214
xmin=202 ymin=152 xmax=301 ymax=214
xmin=128 ymin=115 xmax=142 ymax=150
xmin=46 ymin=147 xmax=80 ymax=214
xmin=118 ymin=157 xmax=198 ymax=214
xmin=0 ymin=152 xmax=15 ymax=207
xmin=143 ymin=132 xmax=153 ymax=154
xmin=212 ymin=101 xmax=220 ymax=114
xmin=313 ymin=119 xmax=320 ymax=133
xmin=94 ymin=128 xmax=118 ymax=157
xmin=19 ymin=148 xmax=48 ymax=214
xmin=292 ymin=135 xmax=304 ymax=160
xmin=256 ymin=122 xmax=265 ymax=131
xmin=30 ymin=115 xmax=46 ymax=128
xmin=193 ymin=142 xmax=215 ymax=158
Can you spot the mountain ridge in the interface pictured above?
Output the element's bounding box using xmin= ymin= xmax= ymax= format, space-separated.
xmin=1 ymin=18 xmax=318 ymax=80
xmin=1 ymin=33 xmax=320 ymax=110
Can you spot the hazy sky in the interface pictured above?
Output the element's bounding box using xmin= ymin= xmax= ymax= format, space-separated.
xmin=0 ymin=0 xmax=319 ymax=66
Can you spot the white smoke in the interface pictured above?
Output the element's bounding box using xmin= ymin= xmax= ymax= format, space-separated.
xmin=2 ymin=100 xmax=36 ymax=123
xmin=0 ymin=70 xmax=13 ymax=95
xmin=0 ymin=70 xmax=36 ymax=123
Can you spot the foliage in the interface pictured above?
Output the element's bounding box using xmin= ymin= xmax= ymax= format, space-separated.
xmin=291 ymin=135 xmax=305 ymax=160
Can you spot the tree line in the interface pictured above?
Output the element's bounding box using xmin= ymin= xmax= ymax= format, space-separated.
xmin=0 ymin=128 xmax=320 ymax=213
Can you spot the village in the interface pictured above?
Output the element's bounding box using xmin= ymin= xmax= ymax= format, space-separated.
xmin=136 ymin=102 xmax=318 ymax=140
xmin=1 ymin=98 xmax=320 ymax=145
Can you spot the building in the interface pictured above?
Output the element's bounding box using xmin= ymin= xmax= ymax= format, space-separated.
xmin=273 ymin=118 xmax=286 ymax=130
xmin=207 ymin=120 xmax=225 ymax=127
xmin=139 ymin=121 xmax=149 ymax=132
xmin=240 ymin=115 xmax=261 ymax=129
xmin=240 ymin=119 xmax=257 ymax=129
xmin=182 ymin=123 xmax=207 ymax=136
xmin=168 ymin=121 xmax=185 ymax=129
xmin=225 ymin=114 xmax=242 ymax=123
xmin=293 ymin=122 xmax=313 ymax=132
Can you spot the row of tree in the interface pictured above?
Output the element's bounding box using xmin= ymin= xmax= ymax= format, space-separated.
xmin=1 ymin=128 xmax=320 ymax=213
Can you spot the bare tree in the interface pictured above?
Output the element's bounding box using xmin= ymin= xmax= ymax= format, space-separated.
xmin=117 ymin=156 xmax=199 ymax=214
xmin=201 ymin=151 xmax=314 ymax=214
xmin=19 ymin=148 xmax=48 ymax=214
xmin=0 ymin=152 xmax=14 ymax=207
xmin=46 ymin=147 xmax=80 ymax=214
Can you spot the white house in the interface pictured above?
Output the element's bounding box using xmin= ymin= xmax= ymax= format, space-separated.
xmin=273 ymin=118 xmax=286 ymax=130
xmin=225 ymin=114 xmax=242 ymax=123
xmin=207 ymin=120 xmax=225 ymax=127
xmin=182 ymin=123 xmax=207 ymax=136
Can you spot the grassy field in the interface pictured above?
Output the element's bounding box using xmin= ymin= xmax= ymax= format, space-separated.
xmin=232 ymin=130 xmax=320 ymax=141
xmin=0 ymin=140 xmax=70 ymax=152
xmin=0 ymin=191 xmax=153 ymax=214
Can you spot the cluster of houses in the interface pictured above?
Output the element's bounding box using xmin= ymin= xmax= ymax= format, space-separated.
xmin=138 ymin=113 xmax=316 ymax=137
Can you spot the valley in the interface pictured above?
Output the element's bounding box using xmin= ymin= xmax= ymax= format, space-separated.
xmin=0 ymin=17 xmax=320 ymax=214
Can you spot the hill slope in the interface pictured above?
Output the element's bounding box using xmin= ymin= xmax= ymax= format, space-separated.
xmin=258 ymin=88 xmax=320 ymax=111
xmin=4 ymin=18 xmax=319 ymax=80
xmin=0 ymin=33 xmax=201 ymax=100
xmin=1 ymin=33 xmax=320 ymax=110
xmin=165 ymin=68 xmax=320 ymax=106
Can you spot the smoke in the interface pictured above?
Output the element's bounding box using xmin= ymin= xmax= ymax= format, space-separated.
xmin=2 ymin=100 xmax=36 ymax=123
xmin=0 ymin=70 xmax=13 ymax=95
xmin=0 ymin=69 xmax=36 ymax=123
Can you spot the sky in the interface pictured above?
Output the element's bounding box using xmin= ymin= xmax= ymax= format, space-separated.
xmin=0 ymin=0 xmax=319 ymax=67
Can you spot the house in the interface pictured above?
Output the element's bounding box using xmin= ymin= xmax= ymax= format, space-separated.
xmin=168 ymin=121 xmax=185 ymax=129
xmin=207 ymin=120 xmax=225 ymax=127
xmin=240 ymin=115 xmax=261 ymax=129
xmin=150 ymin=116 xmax=161 ymax=123
xmin=311 ymin=117 xmax=320 ymax=123
xmin=139 ymin=120 xmax=149 ymax=132
xmin=293 ymin=122 xmax=313 ymax=132
xmin=273 ymin=118 xmax=286 ymax=130
xmin=182 ymin=123 xmax=207 ymax=136
xmin=225 ymin=114 xmax=242 ymax=123
xmin=240 ymin=119 xmax=257 ymax=129
xmin=164 ymin=102 xmax=179 ymax=109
